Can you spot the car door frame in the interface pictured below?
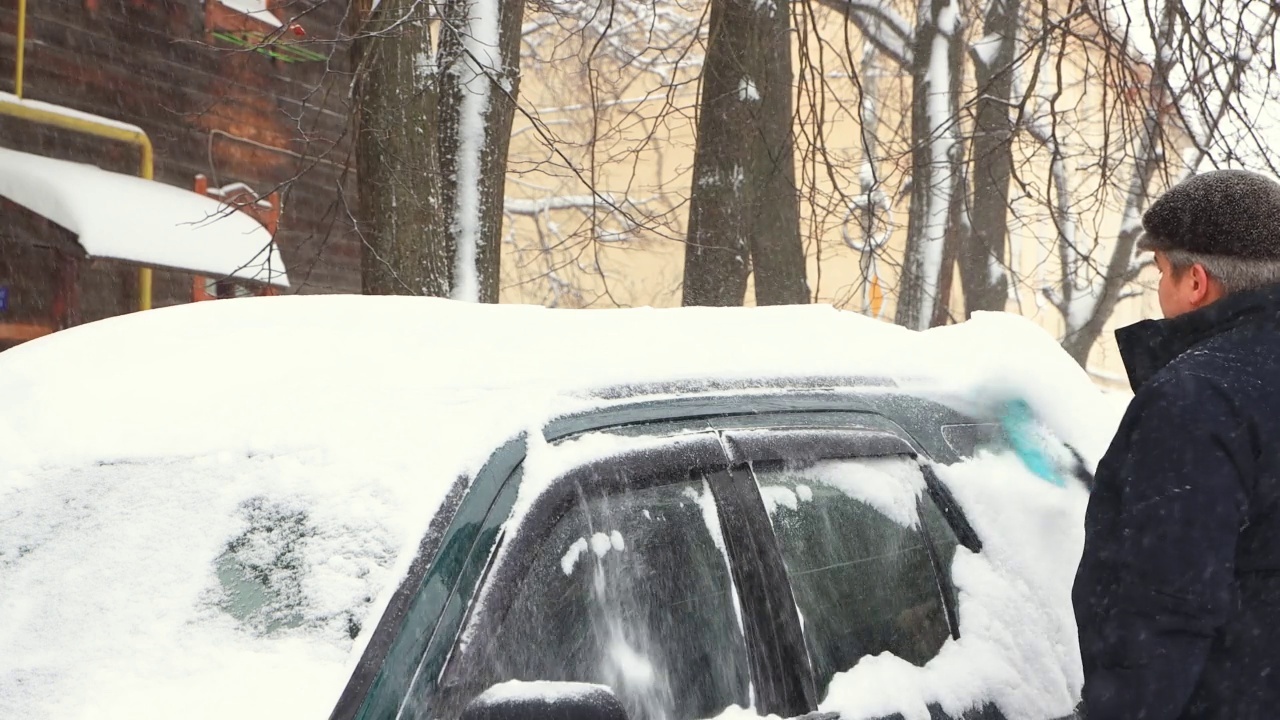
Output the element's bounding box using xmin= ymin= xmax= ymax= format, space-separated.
xmin=334 ymin=428 xmax=806 ymax=720
xmin=329 ymin=436 xmax=528 ymax=720
xmin=714 ymin=425 xmax=1002 ymax=720
xmin=420 ymin=430 xmax=821 ymax=720
xmin=717 ymin=428 xmax=955 ymax=693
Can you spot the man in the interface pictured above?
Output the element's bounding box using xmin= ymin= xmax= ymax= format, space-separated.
xmin=1073 ymin=168 xmax=1280 ymax=719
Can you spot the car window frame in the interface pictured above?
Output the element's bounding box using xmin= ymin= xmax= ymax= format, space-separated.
xmin=421 ymin=430 xmax=822 ymax=720
xmin=718 ymin=427 xmax=973 ymax=715
xmin=333 ymin=405 xmax=992 ymax=720
xmin=331 ymin=436 xmax=527 ymax=720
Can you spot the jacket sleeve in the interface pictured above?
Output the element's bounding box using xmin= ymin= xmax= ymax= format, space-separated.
xmin=1082 ymin=372 xmax=1252 ymax=720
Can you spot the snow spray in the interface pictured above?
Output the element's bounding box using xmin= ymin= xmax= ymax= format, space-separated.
xmin=902 ymin=379 xmax=1096 ymax=491
xmin=997 ymin=398 xmax=1095 ymax=491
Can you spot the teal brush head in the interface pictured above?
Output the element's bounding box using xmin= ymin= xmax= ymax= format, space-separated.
xmin=998 ymin=398 xmax=1067 ymax=488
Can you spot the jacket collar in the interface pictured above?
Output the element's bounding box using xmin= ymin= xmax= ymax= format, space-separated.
xmin=1117 ymin=283 xmax=1280 ymax=392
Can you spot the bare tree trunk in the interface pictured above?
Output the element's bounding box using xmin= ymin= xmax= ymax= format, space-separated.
xmin=751 ymin=0 xmax=807 ymax=305
xmin=354 ymin=0 xmax=446 ymax=295
xmin=355 ymin=0 xmax=522 ymax=300
xmin=896 ymin=0 xmax=963 ymax=330
xmin=437 ymin=0 xmax=525 ymax=303
xmin=683 ymin=0 xmax=807 ymax=306
xmin=681 ymin=1 xmax=752 ymax=308
xmin=960 ymin=0 xmax=1017 ymax=316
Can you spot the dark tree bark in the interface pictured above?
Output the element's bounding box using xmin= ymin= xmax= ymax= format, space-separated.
xmin=354 ymin=0 xmax=523 ymax=301
xmin=683 ymin=0 xmax=808 ymax=307
xmin=960 ymin=0 xmax=1018 ymax=317
xmin=896 ymin=0 xmax=964 ymax=330
xmin=353 ymin=0 xmax=446 ymax=296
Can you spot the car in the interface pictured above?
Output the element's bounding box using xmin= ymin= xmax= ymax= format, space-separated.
xmin=0 ymin=297 xmax=1118 ymax=720
xmin=335 ymin=382 xmax=1012 ymax=720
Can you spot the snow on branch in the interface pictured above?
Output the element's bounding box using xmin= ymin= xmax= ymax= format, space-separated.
xmin=504 ymin=194 xmax=619 ymax=215
xmin=1041 ymin=285 xmax=1065 ymax=315
xmin=970 ymin=32 xmax=1002 ymax=68
xmin=503 ymin=193 xmax=658 ymax=243
xmin=521 ymin=0 xmax=704 ymax=83
xmin=812 ymin=0 xmax=914 ymax=68
xmin=1025 ymin=118 xmax=1100 ymax=333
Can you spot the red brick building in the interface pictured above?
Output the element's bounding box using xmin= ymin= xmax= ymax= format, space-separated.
xmin=0 ymin=0 xmax=359 ymax=349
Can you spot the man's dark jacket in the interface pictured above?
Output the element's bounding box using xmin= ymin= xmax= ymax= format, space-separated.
xmin=1074 ymin=283 xmax=1280 ymax=719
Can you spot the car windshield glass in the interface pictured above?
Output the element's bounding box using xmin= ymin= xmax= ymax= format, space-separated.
xmin=430 ymin=472 xmax=750 ymax=720
xmin=752 ymin=456 xmax=954 ymax=698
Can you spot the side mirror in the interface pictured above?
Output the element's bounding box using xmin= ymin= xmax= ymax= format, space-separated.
xmin=460 ymin=681 xmax=629 ymax=720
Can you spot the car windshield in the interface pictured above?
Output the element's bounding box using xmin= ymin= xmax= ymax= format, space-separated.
xmin=427 ymin=472 xmax=750 ymax=720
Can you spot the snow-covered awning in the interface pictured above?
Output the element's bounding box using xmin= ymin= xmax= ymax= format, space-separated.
xmin=0 ymin=147 xmax=289 ymax=288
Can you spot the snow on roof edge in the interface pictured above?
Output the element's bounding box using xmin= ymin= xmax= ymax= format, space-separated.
xmin=0 ymin=147 xmax=289 ymax=287
xmin=0 ymin=91 xmax=147 ymax=135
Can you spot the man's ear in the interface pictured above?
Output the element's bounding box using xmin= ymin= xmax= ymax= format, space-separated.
xmin=1189 ymin=263 xmax=1224 ymax=308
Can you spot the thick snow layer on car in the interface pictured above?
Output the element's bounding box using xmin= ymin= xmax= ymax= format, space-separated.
xmin=1 ymin=456 xmax=424 ymax=720
xmin=0 ymin=296 xmax=1124 ymax=720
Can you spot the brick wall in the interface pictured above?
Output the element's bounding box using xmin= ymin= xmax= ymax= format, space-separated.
xmin=0 ymin=0 xmax=360 ymax=331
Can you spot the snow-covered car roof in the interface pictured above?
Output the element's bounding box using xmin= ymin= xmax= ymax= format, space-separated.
xmin=0 ymin=297 xmax=1123 ymax=720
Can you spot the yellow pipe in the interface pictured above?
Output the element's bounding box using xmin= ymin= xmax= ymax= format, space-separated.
xmin=0 ymin=95 xmax=156 ymax=310
xmin=15 ymin=0 xmax=25 ymax=98
xmin=0 ymin=97 xmax=153 ymax=177
xmin=138 ymin=268 xmax=153 ymax=310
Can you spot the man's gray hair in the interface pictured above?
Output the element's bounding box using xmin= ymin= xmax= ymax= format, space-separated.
xmin=1164 ymin=248 xmax=1280 ymax=295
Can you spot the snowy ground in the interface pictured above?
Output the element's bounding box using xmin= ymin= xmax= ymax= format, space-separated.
xmin=0 ymin=297 xmax=1125 ymax=720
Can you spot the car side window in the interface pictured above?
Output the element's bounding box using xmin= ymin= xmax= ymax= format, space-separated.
xmin=431 ymin=472 xmax=750 ymax=720
xmin=751 ymin=455 xmax=957 ymax=698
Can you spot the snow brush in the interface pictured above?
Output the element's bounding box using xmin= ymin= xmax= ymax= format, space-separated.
xmin=996 ymin=398 xmax=1096 ymax=492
